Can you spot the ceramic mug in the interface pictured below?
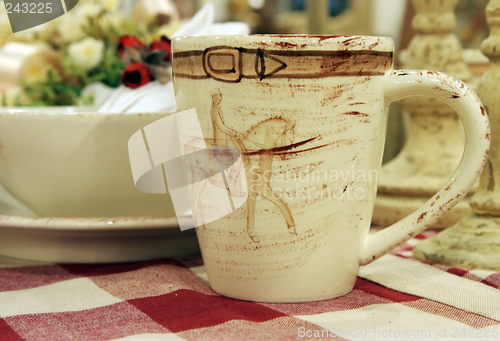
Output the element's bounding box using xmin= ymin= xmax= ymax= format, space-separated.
xmin=172 ymin=35 xmax=490 ymax=302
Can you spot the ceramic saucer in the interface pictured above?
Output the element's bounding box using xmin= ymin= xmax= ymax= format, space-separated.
xmin=0 ymin=215 xmax=199 ymax=264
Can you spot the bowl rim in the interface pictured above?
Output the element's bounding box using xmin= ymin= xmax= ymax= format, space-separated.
xmin=0 ymin=106 xmax=176 ymax=117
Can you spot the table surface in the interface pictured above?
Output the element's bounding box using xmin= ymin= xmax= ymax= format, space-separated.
xmin=0 ymin=229 xmax=499 ymax=341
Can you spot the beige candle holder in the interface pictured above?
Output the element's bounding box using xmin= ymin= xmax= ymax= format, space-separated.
xmin=373 ymin=0 xmax=475 ymax=228
xmin=413 ymin=0 xmax=500 ymax=271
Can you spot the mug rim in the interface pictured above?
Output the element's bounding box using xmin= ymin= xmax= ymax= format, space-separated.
xmin=172 ymin=34 xmax=394 ymax=53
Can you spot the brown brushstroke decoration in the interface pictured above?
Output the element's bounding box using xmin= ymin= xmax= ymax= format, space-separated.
xmin=210 ymin=91 xmax=306 ymax=243
xmin=173 ymin=47 xmax=393 ymax=83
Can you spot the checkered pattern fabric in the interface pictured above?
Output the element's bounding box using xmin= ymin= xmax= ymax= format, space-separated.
xmin=0 ymin=229 xmax=499 ymax=341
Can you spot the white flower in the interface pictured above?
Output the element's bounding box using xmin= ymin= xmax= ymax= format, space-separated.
xmin=68 ymin=37 xmax=104 ymax=70
xmin=23 ymin=53 xmax=53 ymax=82
xmin=98 ymin=12 xmax=123 ymax=32
xmin=78 ymin=3 xmax=101 ymax=17
xmin=102 ymin=0 xmax=118 ymax=12
xmin=58 ymin=14 xmax=87 ymax=43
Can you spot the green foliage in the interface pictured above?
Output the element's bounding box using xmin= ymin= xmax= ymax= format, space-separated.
xmin=62 ymin=46 xmax=125 ymax=87
xmin=97 ymin=47 xmax=125 ymax=88
xmin=17 ymin=69 xmax=81 ymax=106
xmin=11 ymin=2 xmax=145 ymax=107
xmin=16 ymin=46 xmax=124 ymax=106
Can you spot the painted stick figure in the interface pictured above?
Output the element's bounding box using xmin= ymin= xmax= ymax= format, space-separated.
xmin=211 ymin=91 xmax=296 ymax=243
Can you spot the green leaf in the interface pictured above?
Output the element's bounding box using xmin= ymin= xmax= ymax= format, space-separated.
xmin=16 ymin=68 xmax=81 ymax=106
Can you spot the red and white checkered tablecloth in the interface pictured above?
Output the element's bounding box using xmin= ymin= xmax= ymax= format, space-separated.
xmin=0 ymin=229 xmax=499 ymax=341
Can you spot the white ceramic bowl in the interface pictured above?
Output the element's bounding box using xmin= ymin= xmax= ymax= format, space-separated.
xmin=0 ymin=107 xmax=201 ymax=263
xmin=0 ymin=107 xmax=176 ymax=218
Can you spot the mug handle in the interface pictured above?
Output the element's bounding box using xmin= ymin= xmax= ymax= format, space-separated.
xmin=360 ymin=70 xmax=490 ymax=265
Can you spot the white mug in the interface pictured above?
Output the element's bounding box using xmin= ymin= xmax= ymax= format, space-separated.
xmin=172 ymin=35 xmax=490 ymax=302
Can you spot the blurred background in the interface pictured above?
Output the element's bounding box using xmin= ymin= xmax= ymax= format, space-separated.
xmin=172 ymin=0 xmax=489 ymax=53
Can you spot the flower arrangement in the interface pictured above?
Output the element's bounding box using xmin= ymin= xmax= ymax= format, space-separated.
xmin=0 ymin=1 xmax=250 ymax=107
xmin=118 ymin=35 xmax=172 ymax=89
xmin=4 ymin=0 xmax=168 ymax=106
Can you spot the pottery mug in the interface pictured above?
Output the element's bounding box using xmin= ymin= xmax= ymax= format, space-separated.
xmin=171 ymin=35 xmax=490 ymax=302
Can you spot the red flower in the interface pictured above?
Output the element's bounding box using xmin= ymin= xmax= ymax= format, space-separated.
xmin=117 ymin=36 xmax=144 ymax=59
xmin=150 ymin=36 xmax=172 ymax=61
xmin=121 ymin=62 xmax=151 ymax=89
